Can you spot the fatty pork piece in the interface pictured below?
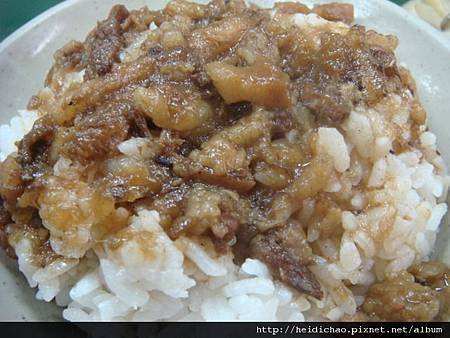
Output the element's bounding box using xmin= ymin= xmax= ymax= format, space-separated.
xmin=206 ymin=57 xmax=290 ymax=108
xmin=409 ymin=261 xmax=450 ymax=321
xmin=278 ymin=25 xmax=400 ymax=123
xmin=0 ymin=155 xmax=25 ymax=205
xmin=165 ymin=184 xmax=250 ymax=245
xmin=51 ymin=104 xmax=129 ymax=164
xmin=274 ymin=2 xmax=354 ymax=24
xmin=362 ymin=271 xmax=441 ymax=321
xmin=266 ymin=154 xmax=334 ymax=227
xmin=164 ymin=0 xmax=209 ymax=19
xmin=170 ymin=109 xmax=273 ymax=193
xmin=35 ymin=175 xmax=115 ymax=258
xmin=188 ymin=13 xmax=258 ymax=64
xmin=312 ymin=3 xmax=354 ymax=24
xmin=98 ymin=156 xmax=168 ymax=203
xmin=54 ymin=55 xmax=155 ymax=124
xmin=133 ymin=84 xmax=213 ymax=132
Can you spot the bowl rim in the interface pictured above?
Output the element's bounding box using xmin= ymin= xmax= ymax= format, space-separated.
xmin=1 ymin=0 xmax=450 ymax=55
xmin=1 ymin=0 xmax=450 ymax=322
xmin=0 ymin=0 xmax=80 ymax=54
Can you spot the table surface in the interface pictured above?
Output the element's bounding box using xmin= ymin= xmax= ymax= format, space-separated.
xmin=0 ymin=0 xmax=409 ymax=42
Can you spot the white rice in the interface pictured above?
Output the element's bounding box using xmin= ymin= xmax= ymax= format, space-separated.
xmin=0 ymin=110 xmax=39 ymax=161
xmin=1 ymin=11 xmax=449 ymax=322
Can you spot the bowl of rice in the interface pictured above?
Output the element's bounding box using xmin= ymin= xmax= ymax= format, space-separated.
xmin=0 ymin=0 xmax=450 ymax=322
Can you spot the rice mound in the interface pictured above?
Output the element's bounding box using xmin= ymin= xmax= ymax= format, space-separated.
xmin=1 ymin=9 xmax=449 ymax=322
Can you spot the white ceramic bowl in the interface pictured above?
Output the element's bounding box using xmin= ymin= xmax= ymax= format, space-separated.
xmin=0 ymin=0 xmax=449 ymax=321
